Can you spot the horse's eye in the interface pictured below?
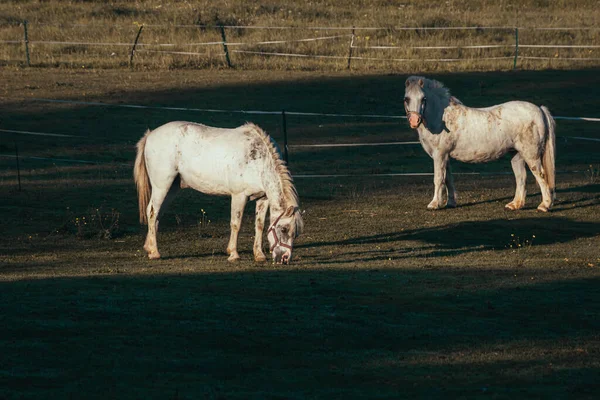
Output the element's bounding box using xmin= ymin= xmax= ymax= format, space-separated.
xmin=281 ymin=227 xmax=288 ymax=234
xmin=404 ymin=97 xmax=409 ymax=104
xmin=422 ymin=97 xmax=427 ymax=104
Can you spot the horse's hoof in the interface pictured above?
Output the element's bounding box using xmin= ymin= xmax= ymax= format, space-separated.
xmin=427 ymin=199 xmax=440 ymax=210
xmin=446 ymin=202 xmax=457 ymax=209
xmin=537 ymin=205 xmax=550 ymax=212
xmin=505 ymin=201 xmax=523 ymax=211
xmin=227 ymin=254 xmax=240 ymax=262
xmin=147 ymin=251 xmax=161 ymax=260
xmin=254 ymin=254 xmax=267 ymax=263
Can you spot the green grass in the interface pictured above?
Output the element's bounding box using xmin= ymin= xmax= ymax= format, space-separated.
xmin=0 ymin=66 xmax=600 ymax=398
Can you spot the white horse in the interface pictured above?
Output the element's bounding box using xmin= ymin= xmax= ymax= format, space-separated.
xmin=134 ymin=121 xmax=304 ymax=264
xmin=404 ymin=76 xmax=556 ymax=212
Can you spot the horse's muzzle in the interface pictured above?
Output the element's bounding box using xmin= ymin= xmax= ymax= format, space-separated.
xmin=407 ymin=112 xmax=423 ymax=129
xmin=273 ymin=248 xmax=292 ymax=265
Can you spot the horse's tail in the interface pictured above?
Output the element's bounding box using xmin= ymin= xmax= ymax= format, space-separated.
xmin=134 ymin=130 xmax=152 ymax=225
xmin=541 ymin=106 xmax=556 ymax=200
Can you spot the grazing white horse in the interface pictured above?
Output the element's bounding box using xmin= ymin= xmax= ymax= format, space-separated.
xmin=404 ymin=76 xmax=556 ymax=212
xmin=134 ymin=121 xmax=304 ymax=264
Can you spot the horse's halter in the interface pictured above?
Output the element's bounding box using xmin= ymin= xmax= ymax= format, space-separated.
xmin=267 ymin=211 xmax=293 ymax=252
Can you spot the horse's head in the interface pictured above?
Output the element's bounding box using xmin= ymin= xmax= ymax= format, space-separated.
xmin=404 ymin=76 xmax=428 ymax=129
xmin=267 ymin=206 xmax=304 ymax=265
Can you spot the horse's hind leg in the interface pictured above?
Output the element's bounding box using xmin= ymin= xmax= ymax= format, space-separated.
xmin=144 ymin=176 xmax=180 ymax=259
xmin=226 ymin=193 xmax=248 ymax=262
xmin=252 ymin=197 xmax=269 ymax=262
xmin=524 ymin=157 xmax=553 ymax=212
xmin=505 ymin=153 xmax=527 ymax=211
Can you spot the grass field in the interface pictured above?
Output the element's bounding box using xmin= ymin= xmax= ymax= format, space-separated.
xmin=1 ymin=65 xmax=599 ymax=398
xmin=0 ymin=0 xmax=599 ymax=71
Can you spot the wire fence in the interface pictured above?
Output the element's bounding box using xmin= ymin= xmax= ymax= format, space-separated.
xmin=1 ymin=97 xmax=599 ymax=182
xmin=1 ymin=22 xmax=600 ymax=69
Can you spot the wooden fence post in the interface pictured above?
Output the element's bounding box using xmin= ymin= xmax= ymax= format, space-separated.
xmin=281 ymin=110 xmax=289 ymax=164
xmin=219 ymin=25 xmax=233 ymax=68
xmin=347 ymin=27 xmax=355 ymax=70
xmin=129 ymin=25 xmax=144 ymax=68
xmin=23 ymin=20 xmax=30 ymax=67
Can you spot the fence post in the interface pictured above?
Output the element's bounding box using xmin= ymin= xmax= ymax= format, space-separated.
xmin=129 ymin=25 xmax=144 ymax=68
xmin=281 ymin=110 xmax=289 ymax=164
xmin=219 ymin=25 xmax=233 ymax=68
xmin=347 ymin=27 xmax=355 ymax=70
xmin=513 ymin=27 xmax=519 ymax=70
xmin=15 ymin=142 xmax=21 ymax=191
xmin=23 ymin=20 xmax=30 ymax=67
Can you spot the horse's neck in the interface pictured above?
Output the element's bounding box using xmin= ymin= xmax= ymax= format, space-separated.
xmin=262 ymin=166 xmax=288 ymax=213
xmin=417 ymin=126 xmax=433 ymax=141
xmin=423 ymin=90 xmax=451 ymax=134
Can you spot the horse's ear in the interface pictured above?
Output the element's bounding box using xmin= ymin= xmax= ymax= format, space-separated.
xmin=418 ymin=78 xmax=424 ymax=88
xmin=405 ymin=79 xmax=410 ymax=88
xmin=449 ymin=96 xmax=462 ymax=105
xmin=284 ymin=205 xmax=295 ymax=217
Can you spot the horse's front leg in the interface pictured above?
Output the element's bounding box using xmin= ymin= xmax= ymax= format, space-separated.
xmin=226 ymin=193 xmax=247 ymax=262
xmin=428 ymin=151 xmax=449 ymax=210
xmin=253 ymin=197 xmax=269 ymax=262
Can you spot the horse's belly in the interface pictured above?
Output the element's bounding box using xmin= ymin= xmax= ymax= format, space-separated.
xmin=450 ymin=136 xmax=512 ymax=163
xmin=178 ymin=157 xmax=263 ymax=196
xmin=180 ymin=173 xmax=231 ymax=195
xmin=451 ymin=149 xmax=505 ymax=163
xmin=178 ymin=165 xmax=258 ymax=196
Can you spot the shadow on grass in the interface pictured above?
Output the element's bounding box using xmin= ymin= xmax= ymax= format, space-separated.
xmin=0 ymin=267 xmax=599 ymax=398
xmin=299 ymin=216 xmax=600 ymax=261
xmin=450 ymin=182 xmax=600 ymax=210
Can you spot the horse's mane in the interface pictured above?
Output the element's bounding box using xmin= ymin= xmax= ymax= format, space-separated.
xmin=242 ymin=123 xmax=304 ymax=234
xmin=407 ymin=75 xmax=452 ymax=101
xmin=242 ymin=123 xmax=300 ymax=202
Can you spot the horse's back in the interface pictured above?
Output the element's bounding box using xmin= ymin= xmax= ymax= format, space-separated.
xmin=143 ymin=121 xmax=266 ymax=195
xmin=445 ymin=101 xmax=545 ymax=134
xmin=443 ymin=101 xmax=547 ymax=163
xmin=477 ymin=101 xmax=544 ymax=120
xmin=145 ymin=121 xmax=249 ymax=154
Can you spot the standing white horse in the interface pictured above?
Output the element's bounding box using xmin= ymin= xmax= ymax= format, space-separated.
xmin=404 ymin=76 xmax=556 ymax=212
xmin=134 ymin=121 xmax=304 ymax=264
